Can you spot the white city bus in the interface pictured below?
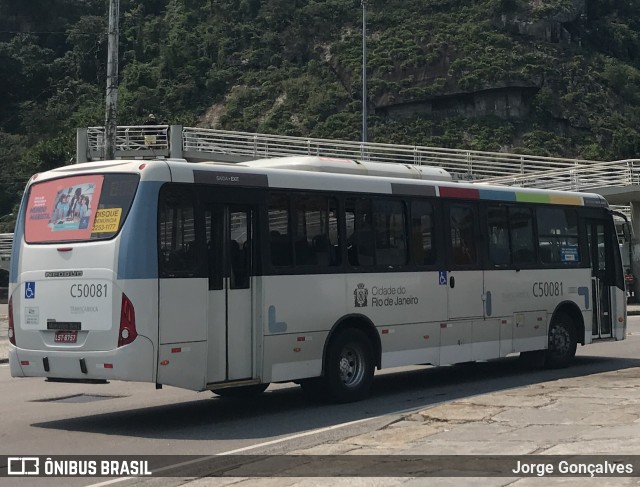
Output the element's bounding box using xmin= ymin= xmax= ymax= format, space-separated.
xmin=8 ymin=156 xmax=626 ymax=402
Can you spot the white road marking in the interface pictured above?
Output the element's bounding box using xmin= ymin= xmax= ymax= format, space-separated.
xmin=86 ymin=404 xmax=428 ymax=486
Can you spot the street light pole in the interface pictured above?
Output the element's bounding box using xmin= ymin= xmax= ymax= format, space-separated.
xmin=104 ymin=0 xmax=119 ymax=160
xmin=361 ymin=0 xmax=368 ymax=144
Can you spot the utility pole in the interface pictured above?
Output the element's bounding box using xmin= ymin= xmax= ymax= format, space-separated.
xmin=361 ymin=0 xmax=368 ymax=144
xmin=104 ymin=0 xmax=119 ymax=160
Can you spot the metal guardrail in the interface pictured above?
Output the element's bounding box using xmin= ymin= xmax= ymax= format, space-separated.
xmin=86 ymin=125 xmax=603 ymax=180
xmin=475 ymin=159 xmax=640 ymax=191
xmin=84 ymin=126 xmax=640 ymax=211
xmin=0 ymin=233 xmax=12 ymax=272
xmin=87 ymin=126 xmax=169 ymax=158
xmin=181 ymin=127 xmax=598 ymax=180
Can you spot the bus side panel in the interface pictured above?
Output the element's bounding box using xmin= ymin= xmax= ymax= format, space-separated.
xmin=116 ymin=180 xmax=164 ymax=384
xmin=261 ymin=274 xmax=346 ymax=382
xmin=484 ymin=268 xmax=591 ymax=353
xmin=379 ymin=322 xmax=441 ymax=368
xmin=261 ymin=271 xmax=448 ymax=382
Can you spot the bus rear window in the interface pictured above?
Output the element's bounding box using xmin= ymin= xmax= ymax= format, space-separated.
xmin=24 ymin=174 xmax=139 ymax=243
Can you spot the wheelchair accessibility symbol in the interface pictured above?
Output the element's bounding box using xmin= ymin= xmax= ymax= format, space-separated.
xmin=24 ymin=281 xmax=35 ymax=299
xmin=438 ymin=271 xmax=447 ymax=286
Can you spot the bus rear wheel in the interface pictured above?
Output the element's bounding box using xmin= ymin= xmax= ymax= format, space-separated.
xmin=544 ymin=313 xmax=577 ymax=369
xmin=323 ymin=328 xmax=375 ymax=403
xmin=212 ymin=383 xmax=269 ymax=399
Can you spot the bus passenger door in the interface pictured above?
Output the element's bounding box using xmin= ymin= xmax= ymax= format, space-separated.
xmin=158 ymin=186 xmax=208 ymax=391
xmin=444 ymin=202 xmax=484 ymax=319
xmin=587 ymin=219 xmax=617 ymax=339
xmin=206 ymin=198 xmax=256 ymax=384
xmin=442 ymin=202 xmax=484 ymax=364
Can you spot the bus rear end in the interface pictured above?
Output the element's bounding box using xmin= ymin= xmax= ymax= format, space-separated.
xmin=9 ymin=166 xmax=157 ymax=384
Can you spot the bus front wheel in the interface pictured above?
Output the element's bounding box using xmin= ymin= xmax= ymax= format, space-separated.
xmin=212 ymin=383 xmax=269 ymax=399
xmin=324 ymin=328 xmax=375 ymax=403
xmin=544 ymin=313 xmax=577 ymax=369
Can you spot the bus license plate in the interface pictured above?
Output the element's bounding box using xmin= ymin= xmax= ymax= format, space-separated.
xmin=54 ymin=331 xmax=78 ymax=343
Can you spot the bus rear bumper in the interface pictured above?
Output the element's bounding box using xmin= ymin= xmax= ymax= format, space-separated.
xmin=9 ymin=336 xmax=155 ymax=383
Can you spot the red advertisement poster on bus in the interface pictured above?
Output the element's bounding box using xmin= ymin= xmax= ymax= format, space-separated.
xmin=25 ymin=175 xmax=104 ymax=243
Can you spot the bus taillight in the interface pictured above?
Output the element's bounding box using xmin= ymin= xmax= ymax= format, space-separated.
xmin=8 ymin=294 xmax=15 ymax=346
xmin=118 ymin=293 xmax=137 ymax=347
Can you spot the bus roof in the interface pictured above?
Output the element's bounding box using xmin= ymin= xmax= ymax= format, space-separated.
xmin=36 ymin=157 xmax=609 ymax=209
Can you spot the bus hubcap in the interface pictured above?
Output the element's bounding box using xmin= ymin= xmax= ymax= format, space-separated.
xmin=338 ymin=346 xmax=364 ymax=387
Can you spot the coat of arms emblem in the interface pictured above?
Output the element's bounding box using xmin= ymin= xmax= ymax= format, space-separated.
xmin=354 ymin=283 xmax=368 ymax=307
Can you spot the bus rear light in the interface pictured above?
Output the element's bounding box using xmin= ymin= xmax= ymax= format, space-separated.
xmin=8 ymin=295 xmax=15 ymax=346
xmin=118 ymin=293 xmax=137 ymax=348
xmin=20 ymin=361 xmax=29 ymax=366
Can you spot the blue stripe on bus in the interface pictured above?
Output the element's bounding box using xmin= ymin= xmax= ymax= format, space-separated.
xmin=478 ymin=189 xmax=517 ymax=202
xmin=117 ymin=181 xmax=163 ymax=280
xmin=10 ymin=188 xmax=28 ymax=283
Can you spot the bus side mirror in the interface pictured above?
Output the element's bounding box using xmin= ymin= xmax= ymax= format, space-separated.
xmin=623 ymin=222 xmax=632 ymax=242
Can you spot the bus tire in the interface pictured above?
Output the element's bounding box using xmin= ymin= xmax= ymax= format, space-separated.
xmin=324 ymin=328 xmax=375 ymax=403
xmin=544 ymin=313 xmax=577 ymax=369
xmin=212 ymin=383 xmax=269 ymax=398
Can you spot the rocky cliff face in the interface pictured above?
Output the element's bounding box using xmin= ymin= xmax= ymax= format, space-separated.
xmin=371 ymin=0 xmax=586 ymax=121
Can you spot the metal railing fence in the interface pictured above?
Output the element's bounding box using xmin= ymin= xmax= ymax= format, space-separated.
xmin=180 ymin=127 xmax=598 ymax=180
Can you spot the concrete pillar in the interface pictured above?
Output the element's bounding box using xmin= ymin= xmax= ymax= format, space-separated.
xmin=629 ymin=202 xmax=640 ymax=301
xmin=169 ymin=125 xmax=183 ymax=160
xmin=76 ymin=128 xmax=89 ymax=163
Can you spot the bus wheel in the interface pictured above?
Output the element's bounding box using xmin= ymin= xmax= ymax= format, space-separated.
xmin=544 ymin=313 xmax=577 ymax=369
xmin=212 ymin=383 xmax=269 ymax=399
xmin=324 ymin=328 xmax=374 ymax=403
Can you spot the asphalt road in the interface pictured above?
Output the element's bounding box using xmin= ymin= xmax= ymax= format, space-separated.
xmin=2 ymin=316 xmax=640 ymax=486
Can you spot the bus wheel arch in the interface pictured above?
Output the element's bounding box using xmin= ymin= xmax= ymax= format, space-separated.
xmin=300 ymin=314 xmax=379 ymax=403
xmin=546 ymin=302 xmax=582 ymax=368
xmin=325 ymin=314 xmax=381 ymax=371
xmin=551 ymin=301 xmax=585 ymax=346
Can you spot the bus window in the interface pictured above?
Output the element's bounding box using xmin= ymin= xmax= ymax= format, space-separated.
xmin=159 ymin=186 xmax=199 ymax=277
xmin=374 ymin=199 xmax=407 ymax=266
xmin=205 ymin=207 xmax=224 ymax=290
xmin=268 ymin=193 xmax=292 ymax=266
xmin=24 ymin=173 xmax=139 ymax=243
xmin=294 ymin=195 xmax=340 ymax=267
xmin=487 ymin=206 xmax=511 ymax=267
xmin=346 ymin=198 xmax=374 ymax=267
xmin=537 ymin=208 xmax=580 ymax=265
xmin=229 ymin=209 xmax=250 ymax=289
xmin=449 ymin=204 xmax=477 ymax=266
xmin=510 ymin=207 xmax=535 ymax=265
xmin=411 ymin=200 xmax=436 ymax=266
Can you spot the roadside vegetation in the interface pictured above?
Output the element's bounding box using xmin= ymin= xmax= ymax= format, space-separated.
xmin=1 ymin=0 xmax=639 ymax=230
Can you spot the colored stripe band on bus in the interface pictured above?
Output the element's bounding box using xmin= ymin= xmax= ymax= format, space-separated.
xmin=437 ymin=186 xmax=590 ymax=207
